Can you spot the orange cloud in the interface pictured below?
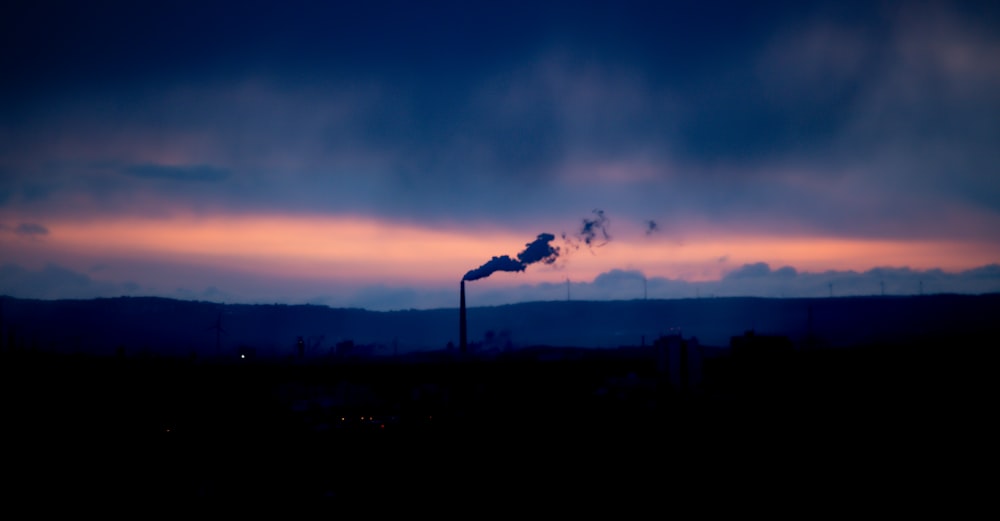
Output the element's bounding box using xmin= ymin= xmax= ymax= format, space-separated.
xmin=4 ymin=213 xmax=997 ymax=290
xmin=16 ymin=214 xmax=540 ymax=285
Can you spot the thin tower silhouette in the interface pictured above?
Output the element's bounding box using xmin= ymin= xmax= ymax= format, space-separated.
xmin=207 ymin=310 xmax=226 ymax=355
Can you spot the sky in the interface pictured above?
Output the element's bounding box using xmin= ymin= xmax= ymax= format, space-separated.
xmin=2 ymin=0 xmax=1000 ymax=310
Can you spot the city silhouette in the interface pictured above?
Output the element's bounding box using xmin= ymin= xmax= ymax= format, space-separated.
xmin=1 ymin=292 xmax=992 ymax=502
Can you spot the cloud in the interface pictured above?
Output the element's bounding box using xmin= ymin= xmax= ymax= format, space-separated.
xmin=0 ymin=0 xmax=997 ymax=294
xmin=0 ymin=263 xmax=122 ymax=299
xmin=463 ymin=262 xmax=1000 ymax=307
xmin=724 ymin=262 xmax=773 ymax=280
xmin=773 ymin=266 xmax=798 ymax=278
xmin=1 ymin=222 xmax=49 ymax=237
xmin=172 ymin=285 xmax=235 ymax=303
xmin=458 ymin=262 xmax=1000 ymax=305
xmin=124 ymin=164 xmax=230 ymax=182
xmin=709 ymin=262 xmax=1000 ymax=298
xmin=14 ymin=222 xmax=48 ymax=237
xmin=594 ymin=268 xmax=646 ymax=287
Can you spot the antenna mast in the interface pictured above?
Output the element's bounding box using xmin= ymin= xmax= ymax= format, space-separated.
xmin=207 ymin=310 xmax=226 ymax=355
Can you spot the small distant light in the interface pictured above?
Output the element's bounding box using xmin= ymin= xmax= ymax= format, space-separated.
xmin=241 ymin=354 xmax=245 ymax=359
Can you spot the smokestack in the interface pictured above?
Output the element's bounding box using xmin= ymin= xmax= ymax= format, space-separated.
xmin=460 ymin=233 xmax=559 ymax=355
xmin=460 ymin=279 xmax=467 ymax=354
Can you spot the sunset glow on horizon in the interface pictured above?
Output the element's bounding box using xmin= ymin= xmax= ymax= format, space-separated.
xmin=4 ymin=212 xmax=997 ymax=298
xmin=2 ymin=1 xmax=998 ymax=308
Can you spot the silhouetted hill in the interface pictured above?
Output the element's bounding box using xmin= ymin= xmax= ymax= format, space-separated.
xmin=1 ymin=293 xmax=997 ymax=359
xmin=1 ymin=293 xmax=993 ymax=501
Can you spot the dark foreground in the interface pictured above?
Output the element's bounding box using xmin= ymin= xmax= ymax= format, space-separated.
xmin=1 ymin=339 xmax=990 ymax=508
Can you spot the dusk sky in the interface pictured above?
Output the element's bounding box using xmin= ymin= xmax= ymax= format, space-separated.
xmin=2 ymin=0 xmax=999 ymax=310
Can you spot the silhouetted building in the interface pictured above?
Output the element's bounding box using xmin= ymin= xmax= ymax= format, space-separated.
xmin=655 ymin=334 xmax=703 ymax=391
xmin=730 ymin=330 xmax=794 ymax=359
xmin=335 ymin=339 xmax=376 ymax=359
xmin=728 ymin=330 xmax=795 ymax=393
xmin=336 ymin=339 xmax=355 ymax=356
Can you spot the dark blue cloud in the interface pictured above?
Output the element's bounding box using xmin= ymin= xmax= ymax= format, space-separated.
xmin=0 ymin=263 xmax=103 ymax=299
xmin=14 ymin=222 xmax=48 ymax=237
xmin=124 ymin=164 xmax=229 ymax=183
xmin=722 ymin=263 xmax=798 ymax=280
xmin=1 ymin=0 xmax=997 ymax=244
xmin=2 ymin=257 xmax=998 ymax=310
xmin=724 ymin=262 xmax=773 ymax=280
xmin=594 ymin=269 xmax=646 ymax=287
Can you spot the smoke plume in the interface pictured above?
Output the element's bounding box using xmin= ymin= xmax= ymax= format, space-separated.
xmin=463 ymin=233 xmax=560 ymax=281
xmin=562 ymin=208 xmax=612 ymax=254
xmin=645 ymin=219 xmax=659 ymax=236
xmin=580 ymin=209 xmax=610 ymax=247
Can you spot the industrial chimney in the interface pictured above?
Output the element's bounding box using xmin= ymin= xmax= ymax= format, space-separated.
xmin=460 ymin=279 xmax=467 ymax=354
xmin=458 ymin=233 xmax=559 ymax=355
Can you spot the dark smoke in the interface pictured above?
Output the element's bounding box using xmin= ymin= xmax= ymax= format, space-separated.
xmin=560 ymin=209 xmax=613 ymax=255
xmin=464 ymin=233 xmax=559 ymax=281
xmin=463 ymin=255 xmax=523 ymax=281
xmin=645 ymin=219 xmax=659 ymax=236
xmin=517 ymin=232 xmax=559 ymax=264
xmin=580 ymin=209 xmax=610 ymax=247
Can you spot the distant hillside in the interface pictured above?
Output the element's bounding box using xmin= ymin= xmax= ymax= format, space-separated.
xmin=1 ymin=293 xmax=998 ymax=359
